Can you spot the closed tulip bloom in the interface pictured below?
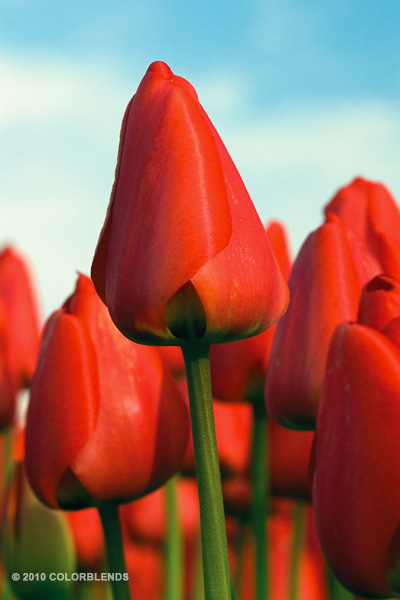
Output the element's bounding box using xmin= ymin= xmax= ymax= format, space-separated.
xmin=265 ymin=217 xmax=362 ymax=430
xmin=0 ymin=246 xmax=41 ymax=391
xmin=91 ymin=61 xmax=289 ymax=346
xmin=25 ymin=274 xmax=190 ymax=509
xmin=311 ymin=322 xmax=400 ymax=597
xmin=325 ymin=177 xmax=400 ymax=279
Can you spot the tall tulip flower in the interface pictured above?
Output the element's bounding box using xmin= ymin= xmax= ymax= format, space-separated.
xmin=91 ymin=61 xmax=289 ymax=600
xmin=311 ymin=322 xmax=400 ymax=598
xmin=91 ymin=61 xmax=289 ymax=348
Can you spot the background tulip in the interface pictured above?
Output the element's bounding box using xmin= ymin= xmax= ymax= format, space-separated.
xmin=182 ymin=393 xmax=252 ymax=480
xmin=325 ymin=177 xmax=400 ymax=279
xmin=234 ymin=501 xmax=329 ymax=600
xmin=0 ymin=246 xmax=41 ymax=392
xmin=25 ymin=273 xmax=190 ymax=510
xmin=66 ymin=508 xmax=105 ymax=572
xmin=311 ymin=322 xmax=400 ymax=598
xmin=265 ymin=216 xmax=364 ymax=430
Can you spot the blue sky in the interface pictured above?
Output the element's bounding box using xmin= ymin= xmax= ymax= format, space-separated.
xmin=1 ymin=1 xmax=400 ymax=319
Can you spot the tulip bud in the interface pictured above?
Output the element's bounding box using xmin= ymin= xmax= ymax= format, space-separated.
xmin=265 ymin=217 xmax=362 ymax=430
xmin=25 ymin=273 xmax=190 ymax=509
xmin=0 ymin=246 xmax=41 ymax=391
xmin=91 ymin=62 xmax=289 ymax=347
xmin=325 ymin=177 xmax=400 ymax=279
xmin=311 ymin=322 xmax=400 ymax=597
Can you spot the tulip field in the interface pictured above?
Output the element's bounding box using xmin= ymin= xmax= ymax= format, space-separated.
xmin=1 ymin=61 xmax=400 ymax=600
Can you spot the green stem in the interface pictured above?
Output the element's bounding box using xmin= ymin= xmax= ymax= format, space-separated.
xmin=2 ymin=426 xmax=13 ymax=491
xmin=182 ymin=344 xmax=232 ymax=600
xmin=98 ymin=504 xmax=131 ymax=600
xmin=288 ymin=501 xmax=306 ymax=600
xmin=165 ymin=476 xmax=183 ymax=600
xmin=2 ymin=582 xmax=11 ymax=600
xmin=251 ymin=401 xmax=269 ymax=600
xmin=232 ymin=518 xmax=247 ymax=595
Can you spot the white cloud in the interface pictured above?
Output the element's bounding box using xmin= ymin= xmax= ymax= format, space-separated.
xmin=0 ymin=53 xmax=134 ymax=130
xmin=0 ymin=53 xmax=134 ymax=318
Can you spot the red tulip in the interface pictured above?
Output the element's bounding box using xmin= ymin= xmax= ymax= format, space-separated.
xmin=0 ymin=301 xmax=16 ymax=429
xmin=91 ymin=61 xmax=289 ymax=346
xmin=325 ymin=177 xmax=400 ymax=279
xmin=123 ymin=538 xmax=164 ymax=600
xmin=269 ymin=422 xmax=314 ymax=500
xmin=120 ymin=478 xmax=199 ymax=546
xmin=157 ymin=346 xmax=186 ymax=379
xmin=0 ymin=246 xmax=41 ymax=390
xmin=66 ymin=508 xmax=105 ymax=571
xmin=311 ymin=322 xmax=400 ymax=597
xmin=25 ymin=273 xmax=190 ymax=509
xmin=236 ymin=502 xmax=329 ymax=600
xmin=220 ymin=423 xmax=314 ymax=509
xmin=210 ymin=221 xmax=291 ymax=403
xmin=181 ymin=390 xmax=252 ymax=479
xmin=265 ymin=216 xmax=364 ymax=430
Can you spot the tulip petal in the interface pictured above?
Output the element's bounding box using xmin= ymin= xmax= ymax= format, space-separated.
xmin=71 ymin=344 xmax=189 ymax=503
xmin=312 ymin=323 xmax=400 ymax=597
xmin=325 ymin=177 xmax=400 ymax=279
xmin=92 ymin=61 xmax=232 ymax=342
xmin=265 ymin=220 xmax=361 ymax=430
xmin=25 ymin=310 xmax=99 ymax=508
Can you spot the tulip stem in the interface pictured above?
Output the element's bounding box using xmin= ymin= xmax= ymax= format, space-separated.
xmin=182 ymin=344 xmax=232 ymax=600
xmin=165 ymin=475 xmax=183 ymax=600
xmin=251 ymin=400 xmax=269 ymax=600
xmin=98 ymin=504 xmax=131 ymax=600
xmin=2 ymin=426 xmax=13 ymax=490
